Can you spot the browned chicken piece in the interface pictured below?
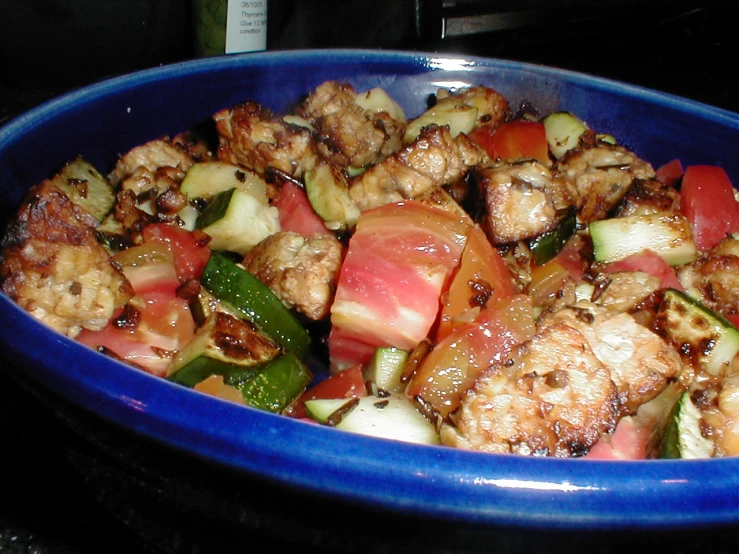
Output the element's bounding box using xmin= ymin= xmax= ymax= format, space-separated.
xmin=441 ymin=85 xmax=509 ymax=128
xmin=473 ymin=160 xmax=578 ymax=244
xmin=441 ymin=302 xmax=683 ymax=456
xmin=0 ymin=181 xmax=133 ymax=338
xmin=242 ymin=231 xmax=344 ymax=320
xmin=679 ymin=235 xmax=739 ymax=316
xmin=348 ymin=124 xmax=485 ymax=212
xmin=109 ymin=138 xmax=194 ymax=187
xmin=613 ymin=178 xmax=680 ymax=217
xmin=214 ymin=101 xmax=318 ymax=178
xmin=296 ymin=81 xmax=405 ymax=170
xmin=589 ymin=271 xmax=662 ymax=313
xmin=171 ymin=130 xmax=216 ymax=163
xmin=556 ymin=137 xmax=655 ymax=222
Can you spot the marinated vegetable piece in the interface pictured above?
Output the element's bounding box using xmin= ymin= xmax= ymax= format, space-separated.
xmin=649 ymin=390 xmax=714 ymax=459
xmin=109 ymin=138 xmax=194 ymax=187
xmin=214 ymin=101 xmax=318 ymax=178
xmin=196 ymin=187 xmax=280 ymax=256
xmin=49 ymin=157 xmax=116 ymax=222
xmin=296 ymin=81 xmax=405 ymax=170
xmin=242 ymin=231 xmax=344 ymax=321
xmin=200 ymin=252 xmax=311 ymax=359
xmin=303 ymin=162 xmax=360 ymax=231
xmin=168 ymin=311 xmax=281 ymax=381
xmin=473 ymin=160 xmax=577 ymax=245
xmin=468 ymin=120 xmax=550 ymax=166
xmin=556 ymin=138 xmax=656 ymax=222
xmin=365 ymin=347 xmax=408 ymax=394
xmin=542 ymin=111 xmax=588 ymax=159
xmin=0 ymin=181 xmax=133 ymax=338
xmin=349 ymin=124 xmax=486 ymax=212
xmin=590 ymin=212 xmax=697 ymax=266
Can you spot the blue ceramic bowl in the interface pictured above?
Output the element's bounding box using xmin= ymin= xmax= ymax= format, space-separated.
xmin=1 ymin=50 xmax=738 ymax=538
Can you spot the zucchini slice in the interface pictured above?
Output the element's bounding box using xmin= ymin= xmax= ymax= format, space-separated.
xmin=404 ymin=99 xmax=478 ymax=144
xmin=656 ymin=288 xmax=739 ymax=378
xmin=181 ymin=161 xmax=269 ymax=201
xmin=200 ymin=252 xmax=312 ymax=359
xmin=49 ymin=157 xmax=116 ymax=222
xmin=196 ymin=187 xmax=280 ymax=255
xmin=303 ymin=162 xmax=360 ymax=231
xmin=541 ymin=112 xmax=588 ymax=159
xmin=529 ymin=209 xmax=577 ymax=266
xmin=648 ymin=390 xmax=714 ymax=459
xmin=589 ymin=212 xmax=697 ymax=266
xmin=365 ymin=347 xmax=408 ymax=394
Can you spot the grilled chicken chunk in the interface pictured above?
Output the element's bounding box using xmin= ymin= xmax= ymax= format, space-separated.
xmin=613 ymin=178 xmax=680 ymax=217
xmin=473 ymin=160 xmax=577 ymax=244
xmin=441 ymin=302 xmax=682 ymax=456
xmin=109 ymin=138 xmax=194 ymax=187
xmin=348 ymin=124 xmax=486 ymax=212
xmin=679 ymin=235 xmax=739 ymax=316
xmin=214 ymin=101 xmax=318 ymax=178
xmin=556 ymin=138 xmax=655 ymax=222
xmin=296 ymin=81 xmax=405 ymax=170
xmin=0 ymin=181 xmax=133 ymax=338
xmin=242 ymin=231 xmax=344 ymax=320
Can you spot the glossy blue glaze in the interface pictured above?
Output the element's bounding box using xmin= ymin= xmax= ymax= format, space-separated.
xmin=1 ymin=50 xmax=738 ymax=531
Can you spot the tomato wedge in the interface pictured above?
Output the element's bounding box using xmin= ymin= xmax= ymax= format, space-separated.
xmin=583 ymin=417 xmax=648 ymax=460
xmin=655 ymin=158 xmax=684 ymax=187
xmin=468 ymin=120 xmax=549 ymax=164
xmin=142 ymin=223 xmax=211 ymax=283
xmin=407 ymin=295 xmax=536 ymax=419
xmin=285 ymin=364 xmax=367 ymax=419
xmin=329 ymin=201 xmax=470 ymax=370
xmin=274 ymin=181 xmax=330 ymax=237
xmin=679 ymin=165 xmax=739 ymax=252
xmin=436 ymin=225 xmax=516 ymax=342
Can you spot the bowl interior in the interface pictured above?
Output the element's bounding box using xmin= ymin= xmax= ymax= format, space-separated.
xmin=1 ymin=49 xmax=739 ymax=531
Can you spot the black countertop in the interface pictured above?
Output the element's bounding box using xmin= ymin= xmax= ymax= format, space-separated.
xmin=2 ymin=4 xmax=738 ymax=553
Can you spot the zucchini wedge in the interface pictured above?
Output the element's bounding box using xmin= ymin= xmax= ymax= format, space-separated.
xmin=200 ymin=252 xmax=311 ymax=359
xmin=656 ymin=288 xmax=739 ymax=378
xmin=404 ymin=99 xmax=478 ymax=144
xmin=365 ymin=347 xmax=408 ymax=394
xmin=49 ymin=157 xmax=116 ymax=222
xmin=303 ymin=162 xmax=360 ymax=231
xmin=181 ymin=161 xmax=269 ymax=201
xmin=648 ymin=390 xmax=714 ymax=459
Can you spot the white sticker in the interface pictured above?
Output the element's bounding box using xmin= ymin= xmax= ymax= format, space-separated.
xmin=226 ymin=0 xmax=267 ymax=54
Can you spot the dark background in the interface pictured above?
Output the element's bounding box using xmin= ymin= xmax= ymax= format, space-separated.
xmin=1 ymin=1 xmax=738 ymax=553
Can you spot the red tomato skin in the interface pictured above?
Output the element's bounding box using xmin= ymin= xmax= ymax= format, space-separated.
xmin=679 ymin=165 xmax=739 ymax=252
xmin=604 ymin=249 xmax=684 ymax=291
xmin=285 ymin=364 xmax=367 ymax=419
xmin=274 ymin=182 xmax=330 ymax=237
xmin=468 ymin=121 xmax=549 ymax=164
xmin=655 ymin=158 xmax=684 ymax=187
xmin=726 ymin=314 xmax=739 ymax=329
xmin=142 ymin=224 xmax=211 ymax=282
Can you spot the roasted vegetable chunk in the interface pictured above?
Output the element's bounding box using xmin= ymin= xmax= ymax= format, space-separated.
xmin=0 ymin=181 xmax=132 ymax=337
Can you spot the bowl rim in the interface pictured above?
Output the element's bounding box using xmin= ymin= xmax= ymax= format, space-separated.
xmin=2 ymin=48 xmax=739 ymax=531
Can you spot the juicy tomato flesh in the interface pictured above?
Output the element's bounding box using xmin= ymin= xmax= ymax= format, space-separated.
xmin=436 ymin=225 xmax=516 ymax=342
xmin=285 ymin=364 xmax=367 ymax=419
xmin=142 ymin=223 xmax=211 ymax=283
xmin=407 ymin=295 xmax=536 ymax=419
xmin=274 ymin=181 xmax=330 ymax=237
xmin=679 ymin=165 xmax=739 ymax=252
xmin=328 ymin=201 xmax=470 ymax=370
xmin=583 ymin=417 xmax=648 ymax=460
xmin=655 ymin=158 xmax=684 ymax=187
xmin=468 ymin=120 xmax=550 ymax=164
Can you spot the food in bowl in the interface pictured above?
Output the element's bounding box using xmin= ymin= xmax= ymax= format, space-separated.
xmin=2 ymin=77 xmax=738 ymax=461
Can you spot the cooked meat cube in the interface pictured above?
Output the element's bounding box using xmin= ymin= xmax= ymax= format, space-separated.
xmin=0 ymin=181 xmax=133 ymax=337
xmin=679 ymin=235 xmax=739 ymax=316
xmin=441 ymin=302 xmax=682 ymax=456
xmin=473 ymin=160 xmax=577 ymax=244
xmin=348 ymin=124 xmax=485 ymax=212
xmin=214 ymin=101 xmax=318 ymax=178
xmin=109 ymin=138 xmax=194 ymax=187
xmin=442 ymin=85 xmax=509 ymax=128
xmin=296 ymin=81 xmax=404 ymax=170
xmin=613 ymin=178 xmax=680 ymax=217
xmin=242 ymin=231 xmax=344 ymax=320
xmin=441 ymin=315 xmax=621 ymax=456
xmin=171 ymin=130 xmax=216 ymax=163
xmin=556 ymin=138 xmax=655 ymax=222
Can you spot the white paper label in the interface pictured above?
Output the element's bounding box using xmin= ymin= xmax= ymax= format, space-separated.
xmin=226 ymin=0 xmax=267 ymax=54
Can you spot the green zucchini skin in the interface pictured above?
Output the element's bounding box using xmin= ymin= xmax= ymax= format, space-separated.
xmin=201 ymin=252 xmax=312 ymax=359
xmin=648 ymin=390 xmax=714 ymax=459
xmin=170 ymin=354 xmax=312 ymax=413
xmin=529 ymin=209 xmax=577 ymax=266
